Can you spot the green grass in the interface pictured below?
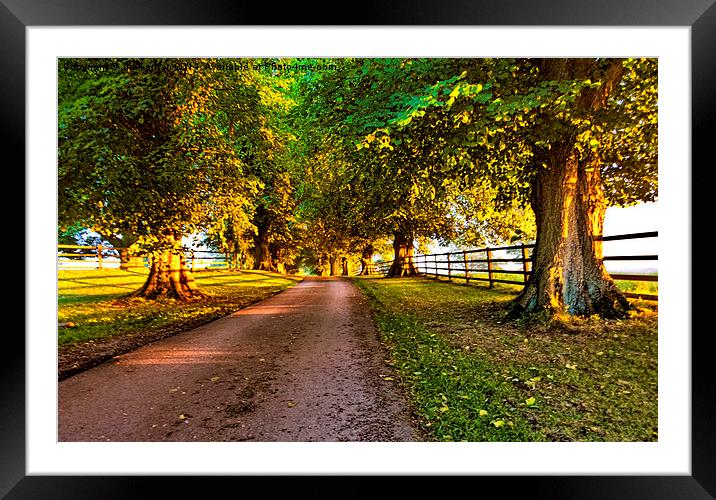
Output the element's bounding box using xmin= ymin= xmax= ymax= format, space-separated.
xmin=614 ymin=278 xmax=658 ymax=296
xmin=58 ymin=269 xmax=302 ymax=347
xmin=423 ymin=270 xmax=658 ymax=299
xmin=354 ymin=276 xmax=658 ymax=442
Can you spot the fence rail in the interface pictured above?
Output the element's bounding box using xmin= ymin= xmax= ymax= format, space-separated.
xmin=57 ymin=244 xmax=235 ymax=271
xmin=373 ymin=231 xmax=658 ymax=301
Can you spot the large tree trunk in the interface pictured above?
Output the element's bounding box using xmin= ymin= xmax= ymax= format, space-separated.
xmin=511 ymin=145 xmax=629 ymax=318
xmin=511 ymin=58 xmax=630 ymax=319
xmin=253 ymin=226 xmax=274 ymax=272
xmin=359 ymin=245 xmax=376 ymax=275
xmin=387 ymin=231 xmax=417 ymax=278
xmin=136 ymin=234 xmax=202 ymax=301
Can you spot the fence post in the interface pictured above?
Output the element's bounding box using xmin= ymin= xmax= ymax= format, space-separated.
xmin=486 ymin=247 xmax=494 ymax=288
xmin=521 ymin=243 xmax=530 ymax=284
xmin=97 ymin=244 xmax=103 ymax=270
xmin=434 ymin=254 xmax=438 ymax=279
xmin=463 ymin=250 xmax=469 ymax=284
xmin=191 ymin=250 xmax=195 ymax=273
xmin=447 ymin=253 xmax=452 ymax=281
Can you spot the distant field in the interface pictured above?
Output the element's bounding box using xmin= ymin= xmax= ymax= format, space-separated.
xmin=58 ymin=269 xmax=302 ymax=347
xmin=355 ymin=276 xmax=658 ymax=442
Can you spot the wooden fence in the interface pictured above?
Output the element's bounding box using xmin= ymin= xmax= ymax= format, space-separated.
xmin=374 ymin=231 xmax=658 ymax=301
xmin=57 ymin=245 xmax=234 ymax=271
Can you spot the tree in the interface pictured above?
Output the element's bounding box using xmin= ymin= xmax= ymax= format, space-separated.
xmin=58 ymin=58 xmax=264 ymax=299
xmin=450 ymin=181 xmax=536 ymax=249
xmin=371 ymin=58 xmax=657 ymax=317
xmin=297 ymin=59 xmax=475 ymax=277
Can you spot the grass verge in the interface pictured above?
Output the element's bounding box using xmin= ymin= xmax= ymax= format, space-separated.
xmin=58 ymin=269 xmax=301 ymax=378
xmin=429 ymin=270 xmax=658 ymax=297
xmin=354 ymin=276 xmax=658 ymax=442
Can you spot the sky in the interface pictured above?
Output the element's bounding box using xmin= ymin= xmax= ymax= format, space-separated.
xmin=602 ymin=202 xmax=658 ymax=273
xmin=603 ymin=202 xmax=658 ymax=238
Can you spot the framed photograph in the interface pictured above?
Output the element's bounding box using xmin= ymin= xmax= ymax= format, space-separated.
xmin=6 ymin=0 xmax=712 ymax=497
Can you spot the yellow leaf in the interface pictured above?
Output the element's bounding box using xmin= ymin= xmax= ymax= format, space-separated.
xmin=479 ymin=409 xmax=488 ymax=417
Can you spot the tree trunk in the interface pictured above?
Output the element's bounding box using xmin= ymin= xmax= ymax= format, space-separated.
xmin=136 ymin=234 xmax=202 ymax=301
xmin=387 ymin=231 xmax=417 ymax=278
xmin=511 ymin=144 xmax=629 ymax=318
xmin=253 ymin=226 xmax=274 ymax=272
xmin=316 ymin=253 xmax=328 ymax=276
xmin=229 ymin=250 xmax=241 ymax=271
xmin=510 ymin=58 xmax=630 ymax=319
xmin=102 ymin=232 xmax=142 ymax=271
xmin=341 ymin=256 xmax=349 ymax=276
xmin=270 ymin=246 xmax=285 ymax=274
xmin=329 ymin=255 xmax=339 ymax=276
xmin=359 ymin=245 xmax=376 ymax=275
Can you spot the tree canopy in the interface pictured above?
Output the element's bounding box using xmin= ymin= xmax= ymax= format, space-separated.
xmin=58 ymin=57 xmax=657 ymax=315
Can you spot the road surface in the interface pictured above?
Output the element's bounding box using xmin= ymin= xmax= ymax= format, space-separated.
xmin=59 ymin=277 xmax=420 ymax=442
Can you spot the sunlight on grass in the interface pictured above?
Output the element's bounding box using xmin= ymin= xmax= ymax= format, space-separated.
xmin=355 ymin=276 xmax=657 ymax=442
xmin=58 ymin=269 xmax=301 ymax=347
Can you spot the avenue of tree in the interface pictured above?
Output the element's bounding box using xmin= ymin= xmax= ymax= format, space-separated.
xmin=58 ymin=57 xmax=657 ymax=318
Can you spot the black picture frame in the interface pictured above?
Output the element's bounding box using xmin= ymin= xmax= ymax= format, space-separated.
xmin=4 ymin=0 xmax=711 ymax=497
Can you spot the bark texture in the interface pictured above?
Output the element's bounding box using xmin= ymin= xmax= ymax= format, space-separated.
xmin=341 ymin=256 xmax=350 ymax=276
xmin=253 ymin=226 xmax=275 ymax=272
xmin=271 ymin=246 xmax=286 ymax=274
xmin=329 ymin=255 xmax=339 ymax=276
xmin=359 ymin=245 xmax=377 ymax=276
xmin=387 ymin=231 xmax=417 ymax=278
xmin=136 ymin=234 xmax=202 ymax=301
xmin=228 ymin=251 xmax=241 ymax=271
xmin=316 ymin=254 xmax=329 ymax=276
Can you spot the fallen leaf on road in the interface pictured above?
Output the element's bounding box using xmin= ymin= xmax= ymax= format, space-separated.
xmin=287 ymin=401 xmax=296 ymax=408
xmin=210 ymin=376 xmax=220 ymax=382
